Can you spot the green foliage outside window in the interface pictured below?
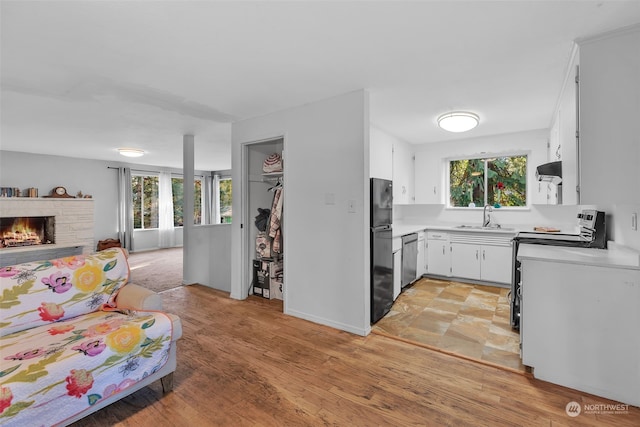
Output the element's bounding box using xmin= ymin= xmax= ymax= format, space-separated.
xmin=219 ymin=178 xmax=232 ymax=223
xmin=449 ymin=155 xmax=527 ymax=207
xmin=132 ymin=175 xmax=159 ymax=229
xmin=171 ymin=177 xmax=202 ymax=226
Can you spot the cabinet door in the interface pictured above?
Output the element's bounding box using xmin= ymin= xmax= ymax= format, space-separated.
xmin=426 ymin=241 xmax=450 ymax=276
xmin=393 ymin=142 xmax=414 ymax=204
xmin=414 ymin=151 xmax=441 ymax=204
xmin=450 ymin=243 xmax=481 ymax=280
xmin=480 ymin=245 xmax=513 ymax=284
xmin=370 ymin=128 xmax=393 ymax=180
xmin=393 ymin=250 xmax=402 ymax=300
xmin=416 ymin=237 xmax=427 ymax=279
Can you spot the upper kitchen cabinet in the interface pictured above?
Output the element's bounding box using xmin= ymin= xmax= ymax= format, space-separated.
xmin=370 ymin=127 xmax=393 ymax=181
xmin=547 ymin=45 xmax=580 ymax=205
xmin=414 ymin=151 xmax=442 ymax=204
xmin=392 ymin=138 xmax=415 ymax=204
xmin=578 ymin=26 xmax=640 ymax=205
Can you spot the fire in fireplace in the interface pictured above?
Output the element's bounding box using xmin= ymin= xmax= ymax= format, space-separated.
xmin=0 ymin=216 xmax=55 ymax=248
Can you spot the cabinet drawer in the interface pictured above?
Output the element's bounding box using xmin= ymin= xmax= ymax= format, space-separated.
xmin=427 ymin=231 xmax=449 ymax=240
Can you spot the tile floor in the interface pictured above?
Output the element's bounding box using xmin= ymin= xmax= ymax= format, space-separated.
xmin=372 ymin=277 xmax=526 ymax=373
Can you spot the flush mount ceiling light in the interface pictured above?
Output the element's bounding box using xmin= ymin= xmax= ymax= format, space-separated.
xmin=437 ymin=111 xmax=479 ymax=133
xmin=118 ymin=148 xmax=145 ymax=158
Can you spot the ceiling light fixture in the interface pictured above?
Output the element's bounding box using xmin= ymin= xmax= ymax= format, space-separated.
xmin=118 ymin=148 xmax=145 ymax=158
xmin=437 ymin=111 xmax=479 ymax=133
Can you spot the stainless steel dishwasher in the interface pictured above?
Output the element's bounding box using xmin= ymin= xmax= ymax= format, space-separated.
xmin=401 ymin=233 xmax=418 ymax=288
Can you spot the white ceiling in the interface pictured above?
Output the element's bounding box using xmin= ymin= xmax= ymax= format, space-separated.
xmin=1 ymin=1 xmax=639 ymax=171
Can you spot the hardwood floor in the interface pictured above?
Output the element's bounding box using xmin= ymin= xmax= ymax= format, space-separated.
xmin=71 ymin=284 xmax=640 ymax=426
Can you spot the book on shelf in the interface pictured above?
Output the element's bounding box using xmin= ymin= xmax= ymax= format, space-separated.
xmin=0 ymin=187 xmax=39 ymax=198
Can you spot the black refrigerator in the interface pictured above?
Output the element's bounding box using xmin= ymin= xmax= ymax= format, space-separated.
xmin=370 ymin=178 xmax=394 ymax=324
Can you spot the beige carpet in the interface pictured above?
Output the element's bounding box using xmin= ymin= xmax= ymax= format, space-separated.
xmin=127 ymin=247 xmax=184 ymax=293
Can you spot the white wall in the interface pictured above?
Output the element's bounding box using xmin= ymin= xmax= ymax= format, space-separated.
xmin=406 ymin=129 xmax=558 ymax=224
xmin=0 ymin=150 xmax=194 ymax=252
xmin=184 ymin=224 xmax=231 ymax=292
xmin=231 ymin=90 xmax=371 ymax=336
xmin=1 ymin=151 xmax=119 ymax=249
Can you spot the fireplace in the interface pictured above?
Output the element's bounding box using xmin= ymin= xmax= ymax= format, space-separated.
xmin=0 ymin=216 xmax=55 ymax=248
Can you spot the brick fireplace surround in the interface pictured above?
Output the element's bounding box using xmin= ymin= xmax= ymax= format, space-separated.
xmin=0 ymin=198 xmax=94 ymax=267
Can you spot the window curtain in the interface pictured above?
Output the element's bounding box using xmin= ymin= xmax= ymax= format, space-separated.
xmin=158 ymin=171 xmax=175 ymax=248
xmin=202 ymin=172 xmax=214 ymax=225
xmin=213 ymin=173 xmax=221 ymax=224
xmin=117 ymin=167 xmax=134 ymax=251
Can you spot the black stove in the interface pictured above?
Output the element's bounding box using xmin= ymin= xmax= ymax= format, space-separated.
xmin=510 ymin=209 xmax=607 ymax=329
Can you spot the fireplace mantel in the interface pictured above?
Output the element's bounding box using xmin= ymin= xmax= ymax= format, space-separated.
xmin=0 ymin=198 xmax=94 ymax=266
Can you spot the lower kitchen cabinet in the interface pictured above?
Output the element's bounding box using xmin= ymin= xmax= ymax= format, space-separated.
xmin=480 ymin=245 xmax=513 ymax=283
xmin=416 ymin=231 xmax=427 ymax=279
xmin=520 ymin=256 xmax=640 ymax=406
xmin=426 ymin=231 xmax=450 ymax=277
xmin=393 ymin=249 xmax=402 ymax=300
xmin=450 ymin=243 xmax=480 ymax=280
xmin=450 ymin=243 xmax=512 ymax=284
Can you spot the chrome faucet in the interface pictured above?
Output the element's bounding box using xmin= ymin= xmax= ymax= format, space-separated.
xmin=483 ymin=204 xmax=493 ymax=227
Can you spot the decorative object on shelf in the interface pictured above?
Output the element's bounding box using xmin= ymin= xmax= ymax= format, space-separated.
xmin=43 ymin=186 xmax=75 ymax=198
xmin=437 ymin=111 xmax=479 ymax=133
xmin=262 ymin=153 xmax=283 ymax=173
xmin=0 ymin=187 xmax=21 ymax=197
xmin=77 ymin=190 xmax=83 ymax=198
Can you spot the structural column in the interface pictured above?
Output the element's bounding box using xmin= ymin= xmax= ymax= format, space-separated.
xmin=183 ymin=134 xmax=195 ymax=284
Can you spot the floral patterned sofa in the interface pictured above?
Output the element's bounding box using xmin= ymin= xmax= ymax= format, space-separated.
xmin=0 ymin=247 xmax=182 ymax=427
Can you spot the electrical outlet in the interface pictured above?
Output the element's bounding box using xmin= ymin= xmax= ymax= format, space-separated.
xmin=632 ymin=212 xmax=638 ymax=231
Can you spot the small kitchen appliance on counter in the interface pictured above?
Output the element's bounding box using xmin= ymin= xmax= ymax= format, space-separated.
xmin=510 ymin=209 xmax=607 ymax=329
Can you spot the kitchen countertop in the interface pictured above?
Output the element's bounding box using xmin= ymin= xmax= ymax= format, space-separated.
xmin=517 ymin=242 xmax=640 ymax=270
xmin=392 ymin=223 xmax=520 ymax=238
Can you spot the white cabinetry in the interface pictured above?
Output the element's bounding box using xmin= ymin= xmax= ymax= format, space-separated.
xmin=392 ymin=237 xmax=402 ymax=300
xmin=392 ymin=141 xmax=414 ymax=204
xmin=416 ymin=231 xmax=427 ymax=279
xmin=370 ymin=127 xmax=394 ymax=180
xmin=450 ymin=243 xmax=481 ymax=280
xmin=426 ymin=231 xmax=450 ymax=276
xmin=479 ymin=245 xmax=513 ymax=284
xmin=579 ymin=28 xmax=640 ymax=204
xmin=532 ymin=182 xmax=560 ymax=205
xmin=449 ymin=232 xmax=514 ymax=284
xmin=520 ymin=256 xmax=640 ymax=406
xmin=414 ymin=151 xmax=441 ymax=204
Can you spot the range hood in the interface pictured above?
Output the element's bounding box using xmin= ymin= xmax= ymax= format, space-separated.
xmin=536 ymin=161 xmax=562 ymax=185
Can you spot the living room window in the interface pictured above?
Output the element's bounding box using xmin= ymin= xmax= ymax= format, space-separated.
xmin=218 ymin=177 xmax=232 ymax=224
xmin=448 ymin=154 xmax=527 ymax=208
xmin=132 ymin=174 xmax=159 ymax=229
xmin=171 ymin=176 xmax=203 ymax=226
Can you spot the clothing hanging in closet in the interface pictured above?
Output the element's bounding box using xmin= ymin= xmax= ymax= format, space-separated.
xmin=268 ymin=186 xmax=283 ymax=254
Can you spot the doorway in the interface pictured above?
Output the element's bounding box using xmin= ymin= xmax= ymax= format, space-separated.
xmin=241 ymin=137 xmax=285 ymax=308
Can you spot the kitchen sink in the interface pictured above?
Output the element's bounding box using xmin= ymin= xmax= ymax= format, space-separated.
xmin=455 ymin=224 xmax=515 ymax=231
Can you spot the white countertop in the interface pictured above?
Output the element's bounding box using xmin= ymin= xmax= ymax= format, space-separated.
xmin=392 ymin=222 xmax=519 ymax=238
xmin=517 ymin=242 xmax=640 ymax=270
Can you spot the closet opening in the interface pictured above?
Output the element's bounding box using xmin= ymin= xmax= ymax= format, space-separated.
xmin=242 ymin=137 xmax=285 ymax=309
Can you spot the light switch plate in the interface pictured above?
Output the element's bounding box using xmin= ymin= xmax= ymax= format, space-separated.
xmin=324 ymin=193 xmax=335 ymax=205
xmin=348 ymin=199 xmax=356 ymax=213
xmin=632 ymin=212 xmax=638 ymax=231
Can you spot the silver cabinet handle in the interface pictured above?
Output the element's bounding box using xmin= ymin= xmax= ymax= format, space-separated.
xmin=482 ymin=250 xmax=485 ymax=260
xmin=476 ymin=250 xmax=478 ymax=260
xmin=442 ymin=246 xmax=445 ymax=255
